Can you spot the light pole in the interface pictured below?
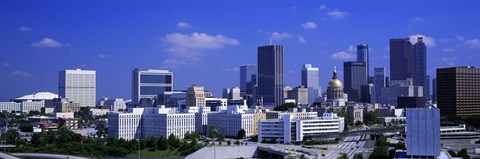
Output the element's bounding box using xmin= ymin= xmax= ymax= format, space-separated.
xmin=137 ymin=138 xmax=140 ymax=159
xmin=213 ymin=129 xmax=217 ymax=159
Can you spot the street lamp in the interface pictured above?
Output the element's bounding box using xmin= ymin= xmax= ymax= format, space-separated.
xmin=213 ymin=129 xmax=217 ymax=159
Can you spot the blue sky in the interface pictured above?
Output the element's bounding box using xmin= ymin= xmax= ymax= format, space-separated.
xmin=1 ymin=1 xmax=479 ymax=101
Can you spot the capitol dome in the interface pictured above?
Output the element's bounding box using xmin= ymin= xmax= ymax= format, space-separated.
xmin=15 ymin=92 xmax=58 ymax=100
xmin=327 ymin=67 xmax=343 ymax=88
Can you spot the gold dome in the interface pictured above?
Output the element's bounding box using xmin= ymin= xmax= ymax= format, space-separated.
xmin=328 ymin=79 xmax=343 ymax=88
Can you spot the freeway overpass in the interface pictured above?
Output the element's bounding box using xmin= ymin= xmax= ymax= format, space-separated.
xmin=304 ymin=126 xmax=405 ymax=140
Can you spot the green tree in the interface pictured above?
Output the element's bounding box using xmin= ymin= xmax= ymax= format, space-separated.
xmin=208 ymin=125 xmax=217 ymax=138
xmin=157 ymin=136 xmax=169 ymax=150
xmin=237 ymin=129 xmax=246 ymax=139
xmin=271 ymin=138 xmax=277 ymax=144
xmin=227 ymin=140 xmax=231 ymax=145
xmin=273 ymin=103 xmax=296 ymax=111
xmin=337 ymin=153 xmax=348 ymax=159
xmin=19 ymin=123 xmax=34 ymax=132
xmin=184 ymin=131 xmax=191 ymax=140
xmin=4 ymin=130 xmax=20 ymax=145
xmin=353 ymin=153 xmax=364 ymax=159
xmin=364 ymin=111 xmax=380 ymax=125
xmin=355 ymin=120 xmax=364 ymax=126
xmin=139 ymin=138 xmax=146 ymax=150
xmin=235 ymin=140 xmax=240 ymax=145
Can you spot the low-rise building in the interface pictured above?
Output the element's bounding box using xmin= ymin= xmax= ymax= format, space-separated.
xmin=266 ymin=108 xmax=318 ymax=119
xmin=0 ymin=102 xmax=21 ymax=113
xmin=142 ymin=107 xmax=195 ymax=139
xmin=55 ymin=112 xmax=75 ymax=119
xmin=54 ymin=98 xmax=81 ymax=113
xmin=195 ymin=107 xmax=210 ymax=135
xmin=89 ymin=108 xmax=110 ymax=117
xmin=207 ymin=105 xmax=254 ymax=138
xmin=258 ymin=113 xmax=345 ymax=143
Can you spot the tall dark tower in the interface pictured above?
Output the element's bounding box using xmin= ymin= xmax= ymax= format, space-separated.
xmin=344 ymin=61 xmax=367 ymax=102
xmin=257 ymin=45 xmax=284 ymax=107
xmin=413 ymin=37 xmax=428 ymax=99
xmin=390 ymin=38 xmax=414 ymax=81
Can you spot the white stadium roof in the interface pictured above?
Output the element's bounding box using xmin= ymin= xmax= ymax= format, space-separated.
xmin=15 ymin=92 xmax=59 ymax=100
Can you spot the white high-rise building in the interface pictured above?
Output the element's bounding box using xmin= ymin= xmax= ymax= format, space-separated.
xmin=302 ymin=64 xmax=321 ymax=104
xmin=258 ymin=113 xmax=344 ymax=143
xmin=207 ymin=105 xmax=254 ymax=137
xmin=59 ymin=69 xmax=96 ymax=107
xmin=108 ymin=108 xmax=144 ymax=140
xmin=142 ymin=107 xmax=195 ymax=139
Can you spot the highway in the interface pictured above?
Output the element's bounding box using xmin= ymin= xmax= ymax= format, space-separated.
xmin=324 ymin=135 xmax=374 ymax=159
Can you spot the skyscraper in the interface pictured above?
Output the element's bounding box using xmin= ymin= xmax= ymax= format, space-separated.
xmin=240 ymin=64 xmax=257 ymax=93
xmin=437 ymin=66 xmax=480 ymax=117
xmin=432 ymin=78 xmax=437 ymax=104
xmin=132 ymin=69 xmax=173 ymax=106
xmin=357 ymin=44 xmax=369 ymax=77
xmin=301 ymin=64 xmax=320 ymax=104
xmin=390 ymin=38 xmax=414 ymax=81
xmin=58 ymin=69 xmax=96 ymax=107
xmin=373 ymin=67 xmax=386 ymax=103
xmin=343 ymin=61 xmax=367 ymax=102
xmin=413 ymin=37 xmax=428 ymax=99
xmin=257 ymin=45 xmax=284 ymax=107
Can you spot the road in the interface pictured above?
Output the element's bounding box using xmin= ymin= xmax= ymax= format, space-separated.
xmin=324 ymin=135 xmax=374 ymax=159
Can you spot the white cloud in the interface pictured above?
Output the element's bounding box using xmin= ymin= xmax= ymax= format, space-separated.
xmin=2 ymin=63 xmax=11 ymax=67
xmin=177 ymin=21 xmax=192 ymax=28
xmin=412 ymin=17 xmax=424 ymax=23
xmin=9 ymin=71 xmax=31 ymax=77
xmin=441 ymin=57 xmax=456 ymax=62
xmin=330 ymin=51 xmax=355 ymax=60
xmin=161 ymin=32 xmax=239 ymax=68
xmin=301 ymin=21 xmax=317 ymax=29
xmin=98 ymin=54 xmax=108 ymax=58
xmin=409 ymin=34 xmax=436 ymax=47
xmin=326 ymin=10 xmax=349 ymax=20
xmin=347 ymin=45 xmax=355 ymax=52
xmin=442 ymin=48 xmax=455 ymax=52
xmin=222 ymin=67 xmax=240 ymax=72
xmin=270 ymin=32 xmax=292 ymax=40
xmin=319 ymin=4 xmax=328 ymax=10
xmin=19 ymin=26 xmax=33 ymax=32
xmin=31 ymin=38 xmax=64 ymax=48
xmin=464 ymin=39 xmax=480 ymax=48
xmin=297 ymin=35 xmax=306 ymax=43
xmin=163 ymin=32 xmax=239 ymax=50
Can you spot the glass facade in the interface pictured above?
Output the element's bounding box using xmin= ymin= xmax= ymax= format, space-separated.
xmin=140 ymin=74 xmax=172 ymax=83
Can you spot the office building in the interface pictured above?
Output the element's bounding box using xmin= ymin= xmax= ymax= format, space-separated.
xmin=53 ymin=98 xmax=81 ymax=113
xmin=258 ymin=113 xmax=344 ymax=143
xmin=186 ymin=84 xmax=206 ymax=107
xmin=390 ymin=38 xmax=414 ymax=81
xmin=59 ymin=69 xmax=96 ymax=107
xmin=0 ymin=102 xmax=21 ymax=113
xmin=437 ymin=66 xmax=480 ymax=117
xmin=132 ymin=69 xmax=173 ymax=106
xmin=240 ymin=64 xmax=257 ymax=93
xmin=432 ymin=78 xmax=437 ymax=103
xmin=222 ymin=87 xmax=241 ymax=100
xmin=357 ymin=44 xmax=369 ymax=77
xmin=412 ymin=37 xmax=428 ymax=99
xmin=374 ymin=67 xmax=386 ymax=103
xmin=360 ymin=84 xmax=374 ymax=103
xmin=397 ymin=97 xmax=425 ymax=109
xmin=406 ymin=108 xmax=440 ymax=158
xmin=292 ymin=86 xmax=308 ymax=106
xmin=108 ymin=108 xmax=144 ymax=140
xmin=380 ymin=86 xmax=423 ymax=106
xmin=347 ymin=106 xmax=363 ymax=125
xmin=99 ymin=98 xmax=127 ymax=112
xmin=207 ymin=105 xmax=254 ymax=137
xmin=301 ymin=64 xmax=320 ymax=104
xmin=142 ymin=107 xmax=195 ymax=139
xmin=205 ymin=98 xmax=228 ymax=111
xmin=265 ymin=108 xmax=318 ymax=119
xmin=257 ymin=45 xmax=284 ymax=107
xmin=195 ymin=107 xmax=211 ymax=135
xmin=343 ymin=61 xmax=367 ymax=102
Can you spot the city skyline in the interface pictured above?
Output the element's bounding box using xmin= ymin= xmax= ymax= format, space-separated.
xmin=1 ymin=1 xmax=480 ymax=101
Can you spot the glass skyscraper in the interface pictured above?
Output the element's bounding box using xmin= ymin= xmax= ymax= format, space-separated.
xmin=257 ymin=45 xmax=284 ymax=107
xmin=343 ymin=61 xmax=367 ymax=102
xmin=374 ymin=67 xmax=386 ymax=103
xmin=240 ymin=64 xmax=257 ymax=93
xmin=58 ymin=69 xmax=96 ymax=107
xmin=390 ymin=38 xmax=414 ymax=81
xmin=301 ymin=64 xmax=320 ymax=104
xmin=132 ymin=69 xmax=173 ymax=106
xmin=413 ymin=37 xmax=428 ymax=99
xmin=357 ymin=44 xmax=369 ymax=77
